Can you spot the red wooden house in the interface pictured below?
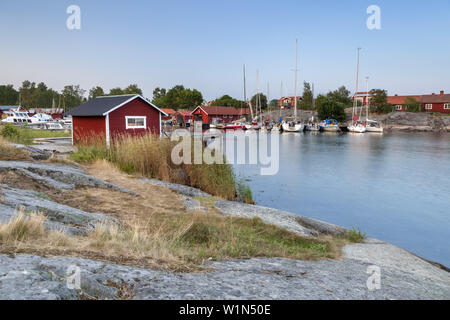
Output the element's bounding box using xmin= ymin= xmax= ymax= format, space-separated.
xmin=387 ymin=95 xmax=422 ymax=112
xmin=191 ymin=106 xmax=250 ymax=124
xmin=421 ymin=91 xmax=450 ymax=113
xmin=67 ymin=95 xmax=167 ymax=145
xmin=387 ymin=91 xmax=450 ymax=113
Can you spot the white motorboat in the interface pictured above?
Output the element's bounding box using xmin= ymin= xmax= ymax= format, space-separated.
xmin=30 ymin=113 xmax=53 ymax=124
xmin=365 ymin=120 xmax=383 ymax=133
xmin=320 ymin=119 xmax=340 ymax=132
xmin=1 ymin=108 xmax=32 ymax=124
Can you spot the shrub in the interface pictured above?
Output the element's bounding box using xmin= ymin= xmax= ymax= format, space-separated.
xmin=0 ymin=124 xmax=21 ymax=141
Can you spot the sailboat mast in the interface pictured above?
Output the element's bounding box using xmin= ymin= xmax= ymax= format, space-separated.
xmin=256 ymin=70 xmax=259 ymax=121
xmin=365 ymin=77 xmax=369 ymax=121
xmin=267 ymin=82 xmax=270 ymax=122
xmin=244 ymin=64 xmax=253 ymax=120
xmin=294 ymin=39 xmax=298 ymax=119
xmin=312 ymin=83 xmax=315 ymax=122
xmin=353 ymin=48 xmax=361 ymax=123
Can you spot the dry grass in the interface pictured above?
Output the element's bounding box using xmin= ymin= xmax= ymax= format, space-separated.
xmin=70 ymin=134 xmax=251 ymax=202
xmin=0 ymin=161 xmax=348 ymax=271
xmin=0 ymin=136 xmax=31 ymax=160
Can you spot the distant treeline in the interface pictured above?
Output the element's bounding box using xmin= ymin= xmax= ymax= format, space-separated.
xmin=0 ymin=80 xmax=398 ymax=117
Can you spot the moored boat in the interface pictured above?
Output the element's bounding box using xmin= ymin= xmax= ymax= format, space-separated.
xmin=320 ymin=119 xmax=340 ymax=132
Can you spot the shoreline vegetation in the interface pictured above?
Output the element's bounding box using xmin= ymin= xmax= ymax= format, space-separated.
xmin=70 ymin=134 xmax=254 ymax=204
xmin=0 ymin=123 xmax=71 ymax=145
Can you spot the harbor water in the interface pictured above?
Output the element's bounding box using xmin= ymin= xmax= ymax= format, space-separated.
xmin=232 ymin=131 xmax=450 ymax=267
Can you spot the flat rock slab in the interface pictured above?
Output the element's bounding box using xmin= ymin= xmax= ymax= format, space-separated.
xmin=0 ymin=184 xmax=118 ymax=235
xmin=213 ymin=200 xmax=319 ymax=237
xmin=0 ymin=254 xmax=448 ymax=300
xmin=0 ymin=161 xmax=134 ymax=194
xmin=139 ymin=178 xmax=212 ymax=198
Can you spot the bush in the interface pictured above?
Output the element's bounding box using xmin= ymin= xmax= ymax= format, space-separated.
xmin=0 ymin=124 xmax=20 ymax=141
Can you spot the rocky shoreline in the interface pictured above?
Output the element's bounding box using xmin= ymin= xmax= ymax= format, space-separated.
xmin=0 ymin=157 xmax=449 ymax=300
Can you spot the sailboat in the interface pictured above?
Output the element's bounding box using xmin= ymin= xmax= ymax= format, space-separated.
xmin=348 ymin=48 xmax=367 ymax=133
xmin=282 ymin=39 xmax=304 ymax=133
xmin=305 ymin=83 xmax=320 ymax=131
xmin=363 ymin=77 xmax=383 ymax=133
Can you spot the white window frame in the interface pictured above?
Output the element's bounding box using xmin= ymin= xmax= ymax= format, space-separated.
xmin=425 ymin=104 xmax=433 ymax=110
xmin=396 ymin=105 xmax=402 ymax=111
xmin=444 ymin=103 xmax=450 ymax=110
xmin=125 ymin=116 xmax=147 ymax=129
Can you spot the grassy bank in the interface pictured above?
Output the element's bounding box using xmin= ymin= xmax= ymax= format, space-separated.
xmin=71 ymin=134 xmax=253 ymax=203
xmin=0 ymin=124 xmax=70 ymax=145
xmin=0 ymin=136 xmax=31 ymax=160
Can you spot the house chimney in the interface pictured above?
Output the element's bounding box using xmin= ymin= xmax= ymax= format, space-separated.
xmin=440 ymin=90 xmax=444 ymax=95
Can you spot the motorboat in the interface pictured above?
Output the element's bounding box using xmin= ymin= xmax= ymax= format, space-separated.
xmin=1 ymin=108 xmax=32 ymax=124
xmin=320 ymin=119 xmax=340 ymax=132
xmin=365 ymin=119 xmax=383 ymax=133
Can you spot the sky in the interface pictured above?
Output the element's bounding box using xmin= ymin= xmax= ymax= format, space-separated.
xmin=0 ymin=0 xmax=449 ymax=101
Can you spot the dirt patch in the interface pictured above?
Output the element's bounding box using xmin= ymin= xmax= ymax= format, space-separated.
xmin=0 ymin=171 xmax=52 ymax=193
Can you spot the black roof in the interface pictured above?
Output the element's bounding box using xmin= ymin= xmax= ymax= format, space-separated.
xmin=67 ymin=95 xmax=151 ymax=117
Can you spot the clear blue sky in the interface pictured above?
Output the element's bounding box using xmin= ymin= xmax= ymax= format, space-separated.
xmin=0 ymin=0 xmax=449 ymax=101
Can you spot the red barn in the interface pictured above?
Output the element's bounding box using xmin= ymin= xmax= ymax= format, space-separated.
xmin=191 ymin=106 xmax=250 ymax=124
xmin=67 ymin=95 xmax=167 ymax=145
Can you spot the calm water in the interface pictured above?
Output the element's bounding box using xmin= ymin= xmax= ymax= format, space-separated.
xmin=232 ymin=132 xmax=450 ymax=267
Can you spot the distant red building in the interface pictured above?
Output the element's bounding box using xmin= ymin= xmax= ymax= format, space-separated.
xmin=67 ymin=95 xmax=167 ymax=145
xmin=173 ymin=110 xmax=193 ymax=126
xmin=278 ymin=96 xmax=302 ymax=109
xmin=387 ymin=95 xmax=422 ymax=112
xmin=161 ymin=108 xmax=175 ymax=121
xmin=191 ymin=106 xmax=250 ymax=124
xmin=387 ymin=91 xmax=450 ymax=113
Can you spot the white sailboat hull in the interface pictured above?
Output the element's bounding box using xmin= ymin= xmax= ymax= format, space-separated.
xmin=282 ymin=123 xmax=304 ymax=132
xmin=347 ymin=124 xmax=367 ymax=133
xmin=365 ymin=126 xmax=383 ymax=133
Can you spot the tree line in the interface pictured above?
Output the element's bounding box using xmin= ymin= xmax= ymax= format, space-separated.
xmin=1 ymin=80 xmax=410 ymax=117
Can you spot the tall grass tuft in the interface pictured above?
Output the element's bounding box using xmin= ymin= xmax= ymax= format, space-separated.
xmin=0 ymin=210 xmax=47 ymax=242
xmin=71 ymin=133 xmax=254 ymax=203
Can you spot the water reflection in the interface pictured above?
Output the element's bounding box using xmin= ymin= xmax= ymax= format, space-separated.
xmin=233 ymin=132 xmax=450 ymax=267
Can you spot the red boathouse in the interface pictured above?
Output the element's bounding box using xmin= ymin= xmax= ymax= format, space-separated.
xmin=67 ymin=95 xmax=168 ymax=145
xmin=191 ymin=106 xmax=250 ymax=124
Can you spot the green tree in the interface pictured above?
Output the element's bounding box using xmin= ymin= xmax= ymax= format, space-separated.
xmin=269 ymin=99 xmax=279 ymax=108
xmin=210 ymin=95 xmax=246 ymax=108
xmin=326 ymin=86 xmax=352 ymax=107
xmin=299 ymin=82 xmax=313 ymax=110
xmin=316 ymin=95 xmax=346 ymax=122
xmin=89 ymin=86 xmax=105 ymax=99
xmin=62 ymin=85 xmax=86 ymax=111
xmin=370 ymin=89 xmax=392 ymax=113
xmin=109 ymin=87 xmax=124 ymax=96
xmin=404 ymin=96 xmax=421 ymax=112
xmin=250 ymin=93 xmax=267 ymax=110
xmin=151 ymin=85 xmax=203 ymax=110
xmin=0 ymin=85 xmax=19 ymax=105
xmin=123 ymin=84 xmax=143 ymax=95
